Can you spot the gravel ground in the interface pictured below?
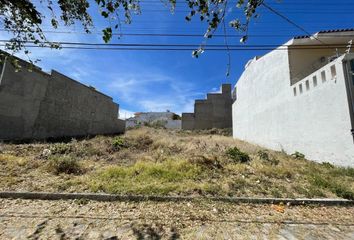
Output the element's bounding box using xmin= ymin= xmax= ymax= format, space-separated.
xmin=0 ymin=199 xmax=354 ymax=239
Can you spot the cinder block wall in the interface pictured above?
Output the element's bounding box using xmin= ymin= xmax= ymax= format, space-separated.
xmin=0 ymin=57 xmax=125 ymax=141
xmin=181 ymin=113 xmax=195 ymax=130
xmin=182 ymin=84 xmax=232 ymax=130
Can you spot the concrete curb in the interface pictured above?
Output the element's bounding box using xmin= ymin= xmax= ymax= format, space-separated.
xmin=0 ymin=191 xmax=353 ymax=206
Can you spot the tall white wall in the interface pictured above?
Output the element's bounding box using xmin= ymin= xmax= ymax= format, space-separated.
xmin=233 ymin=51 xmax=354 ymax=166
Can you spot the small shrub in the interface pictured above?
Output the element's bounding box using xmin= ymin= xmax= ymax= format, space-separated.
xmin=172 ymin=114 xmax=181 ymax=120
xmin=74 ymin=142 xmax=104 ymax=157
xmin=332 ymin=185 xmax=354 ymax=200
xmin=311 ymin=174 xmax=330 ymax=188
xmin=47 ymin=156 xmax=82 ymax=175
xmin=257 ymin=150 xmax=279 ymax=165
xmin=189 ymin=155 xmax=222 ymax=169
xmin=321 ymin=162 xmax=334 ymax=169
xmin=111 ymin=137 xmax=126 ymax=151
xmin=226 ymin=147 xmax=250 ymax=163
xmin=133 ymin=135 xmax=153 ymax=149
xmin=310 ymin=174 xmax=354 ymax=200
xmin=291 ymin=151 xmax=305 ymax=159
xmin=330 ymin=166 xmax=354 ymax=178
xmin=50 ymin=143 xmax=72 ymax=155
xmin=257 ymin=150 xmax=269 ymax=160
xmin=270 ymin=188 xmax=282 ymax=198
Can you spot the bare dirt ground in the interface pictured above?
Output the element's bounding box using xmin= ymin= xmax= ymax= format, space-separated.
xmin=1 ymin=198 xmax=353 ymax=239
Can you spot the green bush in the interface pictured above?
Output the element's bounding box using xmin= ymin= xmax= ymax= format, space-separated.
xmin=257 ymin=150 xmax=279 ymax=165
xmin=111 ymin=137 xmax=126 ymax=150
xmin=310 ymin=174 xmax=354 ymax=200
xmin=172 ymin=114 xmax=181 ymax=120
xmin=291 ymin=151 xmax=305 ymax=159
xmin=257 ymin=150 xmax=269 ymax=161
xmin=330 ymin=166 xmax=354 ymax=178
xmin=321 ymin=162 xmax=334 ymax=169
xmin=47 ymin=156 xmax=82 ymax=175
xmin=226 ymin=147 xmax=250 ymax=163
xmin=50 ymin=143 xmax=72 ymax=155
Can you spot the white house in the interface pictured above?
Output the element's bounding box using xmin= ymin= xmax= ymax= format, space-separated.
xmin=126 ymin=111 xmax=181 ymax=129
xmin=232 ymin=29 xmax=354 ymax=166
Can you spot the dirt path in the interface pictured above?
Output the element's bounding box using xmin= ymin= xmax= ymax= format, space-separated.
xmin=1 ymin=199 xmax=354 ymax=239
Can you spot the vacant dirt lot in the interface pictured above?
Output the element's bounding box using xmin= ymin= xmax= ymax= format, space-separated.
xmin=0 ymin=127 xmax=353 ymax=199
xmin=1 ymin=198 xmax=354 ymax=239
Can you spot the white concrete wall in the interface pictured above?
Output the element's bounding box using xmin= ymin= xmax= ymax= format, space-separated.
xmin=233 ymin=50 xmax=354 ymax=166
xmin=126 ymin=113 xmax=181 ymax=129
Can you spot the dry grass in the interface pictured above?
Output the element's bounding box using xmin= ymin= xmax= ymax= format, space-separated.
xmin=0 ymin=127 xmax=353 ymax=199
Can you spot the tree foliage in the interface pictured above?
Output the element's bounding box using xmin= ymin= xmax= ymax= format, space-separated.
xmin=0 ymin=0 xmax=264 ymax=59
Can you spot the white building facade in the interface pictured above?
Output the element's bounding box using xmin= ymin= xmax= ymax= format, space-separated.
xmin=126 ymin=112 xmax=181 ymax=129
xmin=232 ymin=30 xmax=354 ymax=166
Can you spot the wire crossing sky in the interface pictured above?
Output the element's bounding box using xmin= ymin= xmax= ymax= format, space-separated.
xmin=2 ymin=0 xmax=354 ymax=117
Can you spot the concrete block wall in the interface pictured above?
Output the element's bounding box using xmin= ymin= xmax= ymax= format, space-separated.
xmin=181 ymin=113 xmax=195 ymax=130
xmin=0 ymin=56 xmax=125 ymax=141
xmin=182 ymin=84 xmax=232 ymax=130
xmin=165 ymin=119 xmax=182 ymax=129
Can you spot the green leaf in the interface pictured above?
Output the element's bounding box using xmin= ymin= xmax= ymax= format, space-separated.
xmin=102 ymin=27 xmax=113 ymax=43
xmin=101 ymin=11 xmax=109 ymax=18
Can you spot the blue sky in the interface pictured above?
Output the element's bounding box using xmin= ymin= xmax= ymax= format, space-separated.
xmin=4 ymin=0 xmax=354 ymax=118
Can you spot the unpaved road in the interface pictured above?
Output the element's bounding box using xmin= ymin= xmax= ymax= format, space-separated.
xmin=0 ymin=199 xmax=353 ymax=239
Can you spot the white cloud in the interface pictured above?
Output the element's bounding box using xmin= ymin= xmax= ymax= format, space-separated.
xmin=101 ymin=69 xmax=202 ymax=114
xmin=105 ymin=72 xmax=173 ymax=101
xmin=210 ymin=86 xmax=221 ymax=93
xmin=119 ymin=108 xmax=135 ymax=119
xmin=138 ymin=99 xmax=175 ymax=112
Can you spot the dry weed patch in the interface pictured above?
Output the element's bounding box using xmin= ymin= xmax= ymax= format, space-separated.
xmin=0 ymin=127 xmax=353 ymax=199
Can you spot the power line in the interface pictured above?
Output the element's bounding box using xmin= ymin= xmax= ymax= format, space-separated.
xmin=261 ymin=2 xmax=328 ymax=45
xmin=0 ymin=29 xmax=291 ymax=38
xmin=1 ymin=29 xmax=353 ymax=38
xmin=0 ymin=40 xmax=351 ymax=48
xmin=261 ymin=2 xmax=316 ymax=38
xmin=21 ymin=23 xmax=352 ymax=34
xmin=2 ymin=45 xmax=349 ymax=52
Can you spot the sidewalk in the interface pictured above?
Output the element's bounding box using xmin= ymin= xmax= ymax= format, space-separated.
xmin=1 ymin=198 xmax=353 ymax=239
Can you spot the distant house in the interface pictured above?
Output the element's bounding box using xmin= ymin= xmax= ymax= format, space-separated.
xmin=126 ymin=111 xmax=181 ymax=129
xmin=232 ymin=29 xmax=354 ymax=166
xmin=182 ymin=84 xmax=232 ymax=130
